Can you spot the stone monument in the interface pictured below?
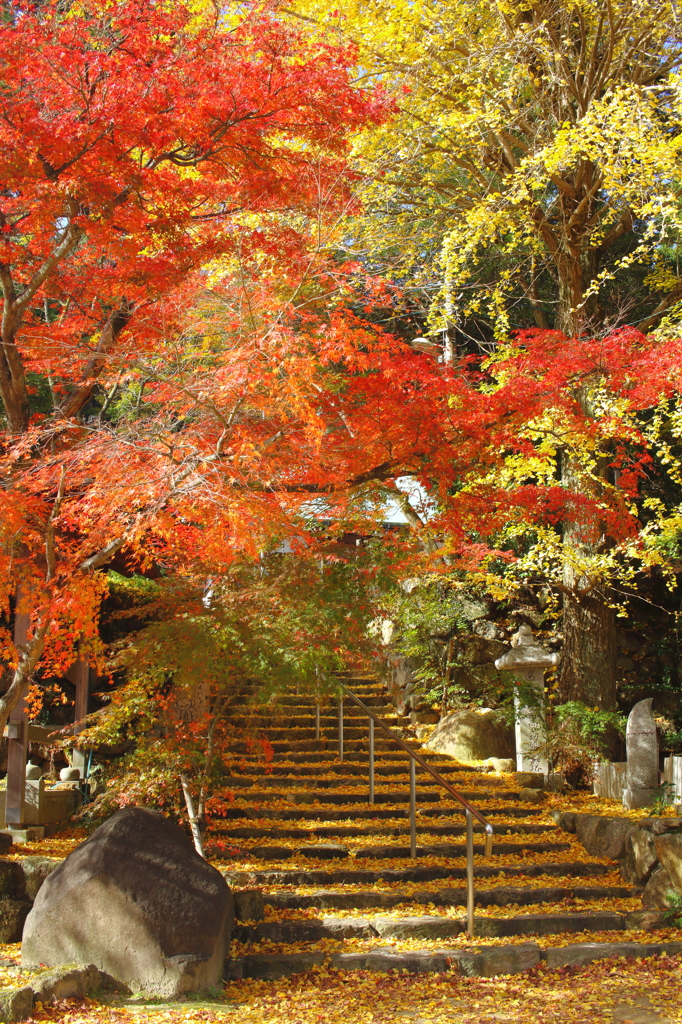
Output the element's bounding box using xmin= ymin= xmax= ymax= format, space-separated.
xmin=622 ymin=697 xmax=659 ymax=809
xmin=494 ymin=624 xmax=560 ymax=774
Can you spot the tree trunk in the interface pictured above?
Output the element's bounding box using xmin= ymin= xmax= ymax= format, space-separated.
xmin=555 ymin=251 xmax=618 ymax=711
xmin=559 ymin=586 xmax=617 ymax=709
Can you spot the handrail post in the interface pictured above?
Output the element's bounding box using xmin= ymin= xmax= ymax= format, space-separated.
xmin=338 ymin=693 xmax=344 ymax=763
xmin=409 ymin=758 xmax=417 ymax=858
xmin=315 ymin=700 xmax=320 ymax=742
xmin=466 ymin=809 xmax=475 ymax=937
xmin=339 ymin=683 xmax=493 ymax=893
xmin=369 ymin=717 xmax=375 ymax=804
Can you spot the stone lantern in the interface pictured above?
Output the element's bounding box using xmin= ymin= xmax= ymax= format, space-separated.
xmin=494 ymin=624 xmax=560 ymax=774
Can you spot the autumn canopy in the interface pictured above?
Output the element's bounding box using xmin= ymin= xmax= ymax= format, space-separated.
xmin=1 ymin=0 xmax=682 ymax=784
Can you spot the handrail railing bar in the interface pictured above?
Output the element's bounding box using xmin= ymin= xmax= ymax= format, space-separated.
xmin=409 ymin=759 xmax=417 ymax=858
xmin=369 ymin=717 xmax=375 ymax=805
xmin=466 ymin=809 xmax=475 ymax=935
xmin=341 ymin=685 xmax=493 ymax=840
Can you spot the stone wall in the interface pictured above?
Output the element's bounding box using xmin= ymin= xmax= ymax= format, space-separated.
xmin=557 ymin=812 xmax=682 ymax=911
xmin=593 ymin=755 xmax=682 ymax=805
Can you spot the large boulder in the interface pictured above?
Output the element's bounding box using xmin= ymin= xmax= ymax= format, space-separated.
xmin=573 ymin=815 xmax=636 ymax=861
xmin=425 ymin=708 xmax=515 ymax=762
xmin=654 ymin=832 xmax=682 ymax=891
xmin=619 ymin=827 xmax=658 ymax=885
xmin=22 ymin=807 xmax=233 ymax=997
xmin=642 ymin=865 xmax=678 ymax=910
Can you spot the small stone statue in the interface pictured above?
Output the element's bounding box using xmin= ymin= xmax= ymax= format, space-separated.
xmin=622 ymin=698 xmax=659 ymax=809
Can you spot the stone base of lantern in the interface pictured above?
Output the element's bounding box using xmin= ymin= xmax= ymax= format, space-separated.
xmin=622 ymin=787 xmax=658 ymax=810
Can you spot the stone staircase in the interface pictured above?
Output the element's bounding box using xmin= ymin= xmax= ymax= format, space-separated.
xmin=212 ymin=678 xmax=681 ymax=980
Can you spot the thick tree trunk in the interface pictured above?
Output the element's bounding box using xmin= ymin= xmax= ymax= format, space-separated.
xmin=554 ymin=252 xmax=618 ymax=710
xmin=559 ymin=585 xmax=617 ymax=709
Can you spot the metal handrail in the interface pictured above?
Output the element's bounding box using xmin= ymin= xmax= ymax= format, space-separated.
xmin=339 ymin=684 xmax=494 ymax=937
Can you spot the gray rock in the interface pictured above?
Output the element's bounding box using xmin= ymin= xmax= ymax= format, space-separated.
xmin=22 ymin=806 xmax=233 ymax=998
xmin=555 ymin=811 xmax=577 ymax=833
xmin=298 ymin=844 xmax=348 ymax=860
xmin=452 ymin=596 xmax=490 ymax=621
xmin=638 ymin=818 xmax=682 ymax=834
xmin=239 ymin=952 xmax=325 ymax=979
xmin=518 ymin=789 xmax=545 ymax=804
xmin=654 ymin=832 xmax=682 ymax=891
xmin=473 ymin=911 xmax=624 ymax=937
xmin=642 ymin=865 xmax=678 ymax=909
xmin=623 ymin=910 xmax=668 ymax=930
xmin=31 ymin=964 xmax=103 ymax=1003
xmin=515 ymin=772 xmax=545 ymax=788
xmin=472 ymin=620 xmax=500 ymax=641
xmin=618 ymin=631 xmax=641 ymax=654
xmin=329 ymin=951 xmax=452 ymax=973
xmin=321 ymin=917 xmax=378 ymax=938
xmin=233 ymin=889 xmax=264 ymax=922
xmin=452 ymin=943 xmax=541 ymax=977
xmin=250 ymin=921 xmax=326 ymax=944
xmin=544 ymin=942 xmax=661 ymax=968
xmin=373 ymin=916 xmax=462 ymax=940
xmin=0 ymin=986 xmax=33 ymax=1023
xmin=485 ymin=758 xmax=516 ymax=773
xmin=574 ymin=815 xmax=636 ymax=860
xmin=425 ymin=709 xmax=515 ymax=762
xmin=0 ymin=860 xmax=21 ymax=899
xmin=17 ymin=858 xmax=59 ymax=901
xmin=0 ymin=899 xmax=32 ymax=943
xmin=0 ymin=834 xmax=12 ymax=856
xmin=619 ymin=828 xmax=657 ymax=885
xmin=623 ymin=699 xmax=659 ymax=808
xmin=251 ymin=846 xmax=294 ymax=860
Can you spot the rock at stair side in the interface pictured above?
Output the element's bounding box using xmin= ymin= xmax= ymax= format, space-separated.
xmin=654 ymin=832 xmax=682 ymax=891
xmin=425 ymin=708 xmax=515 ymax=762
xmin=21 ymin=806 xmax=234 ymax=997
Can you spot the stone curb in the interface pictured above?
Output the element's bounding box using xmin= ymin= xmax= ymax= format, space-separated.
xmin=225 ymin=940 xmax=682 ymax=981
xmin=263 ymin=883 xmax=638 ymax=912
xmin=0 ymin=963 xmax=112 ymax=1023
xmin=232 ymin=909 xmax=649 ymax=945
xmin=221 ymin=860 xmax=612 ymax=887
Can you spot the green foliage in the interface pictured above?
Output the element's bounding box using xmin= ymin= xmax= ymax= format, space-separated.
xmin=544 ymin=702 xmax=626 ymax=785
xmin=651 ymin=781 xmax=678 ymax=817
xmin=663 ymin=890 xmax=682 ymax=928
xmin=80 ymin=551 xmax=386 ymax=824
xmin=382 ymin=578 xmax=491 ymax=709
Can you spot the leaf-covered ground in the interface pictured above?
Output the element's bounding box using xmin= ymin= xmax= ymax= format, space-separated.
xmin=10 ymin=954 xmax=682 ymax=1023
xmin=8 ymin=773 xmax=682 ymax=1021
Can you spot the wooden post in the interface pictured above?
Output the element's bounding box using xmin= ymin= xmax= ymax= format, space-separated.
xmin=70 ymin=659 xmax=89 ymax=775
xmin=5 ymin=603 xmax=30 ymax=826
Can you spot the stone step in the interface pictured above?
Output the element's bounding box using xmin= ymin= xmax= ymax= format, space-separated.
xmin=228 ymin=712 xmax=407 ymax=727
xmin=221 ymin=860 xmax=613 ymax=887
xmin=235 ymin=776 xmax=510 ymax=794
xmin=232 ymin=909 xmax=638 ymax=947
xmin=225 ymin=751 xmax=476 ymax=768
xmin=241 ymin=763 xmax=473 ymax=778
xmin=264 ymin=884 xmax=638 ymax=912
xmin=216 ymin=804 xmax=540 ymax=821
xmin=230 ymin=739 xmax=427 ymax=754
xmin=351 ymin=841 xmax=572 ymax=859
xmin=225 ymin=939 xmax=682 ymax=982
xmin=230 ymin=789 xmax=443 ymax=805
xmin=260 ymin=693 xmax=388 ymax=709
xmin=222 ymin=840 xmax=571 ymax=863
xmin=213 ymin=823 xmax=558 ymax=839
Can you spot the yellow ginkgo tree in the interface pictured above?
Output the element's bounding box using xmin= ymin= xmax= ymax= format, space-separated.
xmin=286 ymin=0 xmax=682 ymax=711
